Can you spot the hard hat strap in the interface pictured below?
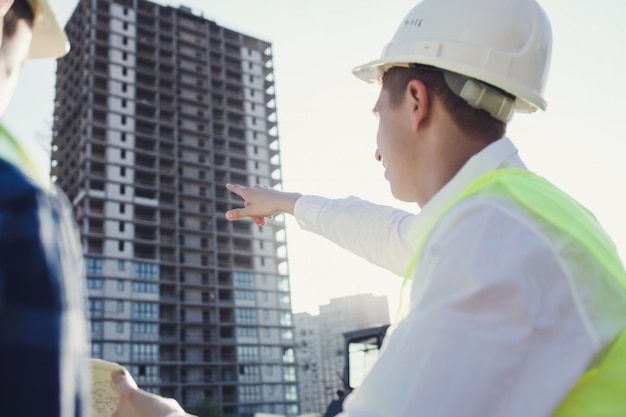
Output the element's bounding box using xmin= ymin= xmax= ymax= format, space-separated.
xmin=443 ymin=71 xmax=514 ymax=124
xmin=404 ymin=64 xmax=515 ymax=123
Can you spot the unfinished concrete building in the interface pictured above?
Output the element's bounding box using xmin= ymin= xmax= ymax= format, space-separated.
xmin=52 ymin=0 xmax=297 ymax=415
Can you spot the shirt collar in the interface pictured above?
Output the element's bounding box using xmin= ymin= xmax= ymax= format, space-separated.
xmin=412 ymin=137 xmax=525 ymax=233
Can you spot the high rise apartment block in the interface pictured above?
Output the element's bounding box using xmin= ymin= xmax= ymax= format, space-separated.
xmin=294 ymin=294 xmax=389 ymax=414
xmin=293 ymin=313 xmax=324 ymax=414
xmin=317 ymin=294 xmax=389 ymax=409
xmin=52 ymin=0 xmax=297 ymax=415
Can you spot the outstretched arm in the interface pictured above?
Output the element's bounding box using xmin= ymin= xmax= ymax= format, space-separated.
xmin=224 ymin=183 xmax=302 ymax=226
xmin=226 ymin=183 xmax=419 ymax=275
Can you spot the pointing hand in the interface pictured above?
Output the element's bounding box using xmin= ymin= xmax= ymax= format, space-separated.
xmin=225 ymin=183 xmax=301 ymax=226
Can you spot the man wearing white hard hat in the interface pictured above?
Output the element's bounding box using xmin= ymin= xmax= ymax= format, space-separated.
xmin=0 ymin=1 xmax=90 ymax=417
xmin=223 ymin=0 xmax=626 ymax=416
xmin=104 ymin=0 xmax=626 ymax=416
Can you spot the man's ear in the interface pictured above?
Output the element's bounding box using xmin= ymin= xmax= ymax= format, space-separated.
xmin=406 ymin=79 xmax=429 ymax=130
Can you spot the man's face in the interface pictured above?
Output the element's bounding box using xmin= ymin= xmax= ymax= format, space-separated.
xmin=373 ymin=87 xmax=419 ymax=203
xmin=0 ymin=7 xmax=32 ymax=116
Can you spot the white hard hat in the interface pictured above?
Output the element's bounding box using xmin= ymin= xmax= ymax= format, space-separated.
xmin=26 ymin=0 xmax=70 ymax=59
xmin=353 ymin=0 xmax=552 ymax=115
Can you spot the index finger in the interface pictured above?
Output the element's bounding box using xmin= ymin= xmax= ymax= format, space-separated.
xmin=225 ymin=183 xmax=247 ymax=199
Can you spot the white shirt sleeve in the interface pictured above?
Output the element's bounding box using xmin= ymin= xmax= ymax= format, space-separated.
xmin=338 ymin=199 xmax=593 ymax=417
xmin=294 ymin=195 xmax=419 ymax=277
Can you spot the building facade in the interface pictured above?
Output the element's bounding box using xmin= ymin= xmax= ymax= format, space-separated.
xmin=52 ymin=0 xmax=297 ymax=415
xmin=294 ymin=294 xmax=389 ymax=414
xmin=317 ymin=294 xmax=389 ymax=409
xmin=293 ymin=313 xmax=324 ymax=414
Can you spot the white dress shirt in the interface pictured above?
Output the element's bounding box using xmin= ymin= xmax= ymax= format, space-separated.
xmin=294 ymin=138 xmax=626 ymax=417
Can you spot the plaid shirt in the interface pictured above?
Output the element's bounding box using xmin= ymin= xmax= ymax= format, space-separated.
xmin=0 ymin=158 xmax=90 ymax=417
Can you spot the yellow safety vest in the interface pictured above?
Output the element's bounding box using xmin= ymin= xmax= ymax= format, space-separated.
xmin=0 ymin=123 xmax=44 ymax=184
xmin=0 ymin=124 xmax=34 ymax=169
xmin=402 ymin=168 xmax=626 ymax=416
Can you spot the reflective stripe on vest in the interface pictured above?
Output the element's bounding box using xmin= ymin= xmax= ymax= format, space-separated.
xmin=402 ymin=168 xmax=626 ymax=415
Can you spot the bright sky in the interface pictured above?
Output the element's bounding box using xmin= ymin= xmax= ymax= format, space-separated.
xmin=4 ymin=0 xmax=626 ymax=318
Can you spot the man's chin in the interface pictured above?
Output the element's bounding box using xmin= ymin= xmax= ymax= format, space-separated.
xmin=389 ymin=183 xmax=415 ymax=204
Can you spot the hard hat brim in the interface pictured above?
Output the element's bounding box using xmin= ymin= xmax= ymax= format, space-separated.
xmin=27 ymin=0 xmax=70 ymax=59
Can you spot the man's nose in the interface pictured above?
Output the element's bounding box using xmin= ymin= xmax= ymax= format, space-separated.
xmin=374 ymin=149 xmax=382 ymax=162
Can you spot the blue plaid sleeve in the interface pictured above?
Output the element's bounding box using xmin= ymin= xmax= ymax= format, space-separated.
xmin=0 ymin=160 xmax=90 ymax=417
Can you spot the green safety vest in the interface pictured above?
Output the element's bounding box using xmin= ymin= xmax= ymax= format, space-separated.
xmin=402 ymin=168 xmax=626 ymax=416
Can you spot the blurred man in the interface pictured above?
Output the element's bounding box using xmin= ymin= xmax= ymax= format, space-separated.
xmin=0 ymin=1 xmax=90 ymax=416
